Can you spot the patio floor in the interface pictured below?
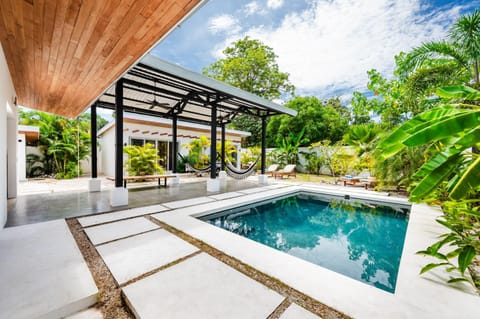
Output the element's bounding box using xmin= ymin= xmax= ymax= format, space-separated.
xmin=6 ymin=175 xmax=258 ymax=227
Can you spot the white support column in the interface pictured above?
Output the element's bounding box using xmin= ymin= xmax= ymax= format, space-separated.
xmin=258 ymin=174 xmax=268 ymax=184
xmin=88 ymin=178 xmax=101 ymax=192
xmin=207 ymin=178 xmax=220 ymax=192
xmin=218 ymin=170 xmax=227 ymax=186
xmin=110 ymin=187 xmax=128 ymax=207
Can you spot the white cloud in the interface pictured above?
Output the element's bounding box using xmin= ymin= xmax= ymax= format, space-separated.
xmin=211 ymin=0 xmax=467 ymax=98
xmin=208 ymin=15 xmax=240 ymax=34
xmin=267 ymin=0 xmax=284 ymax=10
xmin=243 ymin=1 xmax=261 ymax=16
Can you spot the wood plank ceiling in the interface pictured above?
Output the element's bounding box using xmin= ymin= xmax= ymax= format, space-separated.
xmin=0 ymin=0 xmax=202 ymax=118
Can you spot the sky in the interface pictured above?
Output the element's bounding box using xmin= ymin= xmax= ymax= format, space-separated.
xmin=152 ymin=0 xmax=479 ymax=103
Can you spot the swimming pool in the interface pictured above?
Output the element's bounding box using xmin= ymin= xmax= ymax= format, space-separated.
xmin=200 ymin=192 xmax=410 ymax=293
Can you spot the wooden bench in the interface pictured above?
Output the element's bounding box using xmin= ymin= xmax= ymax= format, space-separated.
xmin=107 ymin=175 xmax=177 ymax=188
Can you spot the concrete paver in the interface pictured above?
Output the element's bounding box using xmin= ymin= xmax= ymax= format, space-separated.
xmin=162 ymin=196 xmax=214 ymax=209
xmin=65 ymin=308 xmax=103 ymax=319
xmin=0 ymin=220 xmax=97 ymax=319
xmin=280 ymin=304 xmax=321 ymax=319
xmin=78 ymin=204 xmax=169 ymax=227
xmin=97 ymin=229 xmax=198 ymax=285
xmin=84 ymin=217 xmax=159 ymax=245
xmin=208 ymin=191 xmax=244 ymax=200
xmin=123 ymin=253 xmax=284 ymax=319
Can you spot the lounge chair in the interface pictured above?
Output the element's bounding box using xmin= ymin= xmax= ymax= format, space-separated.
xmin=273 ymin=164 xmax=296 ymax=179
xmin=341 ymin=170 xmax=373 ymax=188
xmin=265 ymin=164 xmax=279 ymax=177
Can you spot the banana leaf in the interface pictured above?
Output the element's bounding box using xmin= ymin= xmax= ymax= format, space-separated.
xmin=450 ymin=156 xmax=480 ymax=200
xmin=410 ymin=153 xmax=462 ymax=201
xmin=403 ymin=111 xmax=480 ymax=146
xmin=412 ymin=148 xmax=461 ymax=179
xmin=437 ymin=86 xmax=480 ymax=101
xmin=378 ymin=106 xmax=460 ymax=159
xmin=453 ymin=126 xmax=480 ymax=148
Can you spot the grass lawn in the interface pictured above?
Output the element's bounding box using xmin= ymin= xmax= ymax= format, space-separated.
xmin=282 ymin=173 xmax=339 ymax=185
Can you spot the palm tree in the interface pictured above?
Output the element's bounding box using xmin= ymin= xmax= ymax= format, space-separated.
xmin=450 ymin=9 xmax=480 ymax=84
xmin=401 ymin=10 xmax=480 ymax=87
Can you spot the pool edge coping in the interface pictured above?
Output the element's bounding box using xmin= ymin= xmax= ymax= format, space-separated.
xmin=151 ymin=183 xmax=479 ymax=319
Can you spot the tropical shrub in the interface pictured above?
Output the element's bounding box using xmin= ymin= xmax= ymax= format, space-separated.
xmin=123 ymin=143 xmax=163 ymax=176
xmin=19 ymin=109 xmax=107 ymax=179
xmin=25 ymin=154 xmax=45 ymax=178
xmin=373 ymin=146 xmax=426 ymax=190
xmin=241 ymin=147 xmax=261 ymax=168
xmin=301 ymin=149 xmax=325 ymax=175
xmin=344 ymin=123 xmax=382 ymax=171
xmin=184 ymin=136 xmax=210 ymax=167
xmin=278 ymin=128 xmax=305 ymax=165
xmin=266 ymin=148 xmax=287 ymax=167
xmin=378 ymin=85 xmax=480 ymax=289
xmin=377 ymin=86 xmax=480 ymax=201
xmin=216 ymin=140 xmax=237 ymax=165
xmin=417 ymin=200 xmax=480 ymax=287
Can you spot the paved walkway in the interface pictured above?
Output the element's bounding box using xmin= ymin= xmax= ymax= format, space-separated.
xmin=77 ymin=185 xmax=322 ymax=319
xmin=0 ymin=220 xmax=97 ymax=319
xmin=7 ymin=175 xmax=257 ymax=227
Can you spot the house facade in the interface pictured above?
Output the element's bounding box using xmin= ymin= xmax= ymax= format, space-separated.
xmin=97 ymin=113 xmax=249 ymax=177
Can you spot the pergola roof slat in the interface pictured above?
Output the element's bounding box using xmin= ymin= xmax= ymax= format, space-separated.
xmin=98 ymin=54 xmax=297 ymax=126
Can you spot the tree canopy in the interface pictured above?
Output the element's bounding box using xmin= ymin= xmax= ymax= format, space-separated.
xmin=203 ymin=36 xmax=295 ymax=145
xmin=266 ymin=96 xmax=349 ymax=147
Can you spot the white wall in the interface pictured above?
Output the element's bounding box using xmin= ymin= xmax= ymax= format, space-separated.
xmin=17 ymin=133 xmax=26 ymax=181
xmin=98 ymin=121 xmax=244 ymax=176
xmin=7 ymin=110 xmax=17 ymax=198
xmin=0 ymin=43 xmax=17 ymax=229
xmin=99 ymin=128 xmax=116 ymax=177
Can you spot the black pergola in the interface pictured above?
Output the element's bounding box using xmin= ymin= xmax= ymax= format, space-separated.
xmin=90 ymin=54 xmax=297 ymax=189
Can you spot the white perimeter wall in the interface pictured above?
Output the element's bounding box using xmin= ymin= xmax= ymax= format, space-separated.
xmin=0 ymin=44 xmax=16 ymax=229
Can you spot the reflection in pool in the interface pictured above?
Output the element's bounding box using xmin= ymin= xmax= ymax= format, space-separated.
xmin=200 ymin=192 xmax=409 ymax=293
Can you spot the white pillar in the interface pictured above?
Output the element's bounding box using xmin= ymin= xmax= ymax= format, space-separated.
xmin=218 ymin=170 xmax=227 ymax=186
xmin=88 ymin=178 xmax=101 ymax=192
xmin=258 ymin=174 xmax=268 ymax=184
xmin=207 ymin=178 xmax=220 ymax=192
xmin=110 ymin=187 xmax=128 ymax=207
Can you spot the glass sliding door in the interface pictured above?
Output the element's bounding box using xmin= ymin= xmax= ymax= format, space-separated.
xmin=157 ymin=141 xmax=168 ymax=170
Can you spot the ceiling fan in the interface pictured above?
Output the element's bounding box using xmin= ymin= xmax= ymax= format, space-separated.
xmin=146 ymin=80 xmax=170 ymax=110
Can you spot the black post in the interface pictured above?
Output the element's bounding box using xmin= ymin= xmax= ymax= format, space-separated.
xmin=172 ymin=114 xmax=178 ymax=173
xmin=210 ymin=102 xmax=217 ymax=179
xmin=221 ymin=123 xmax=226 ymax=170
xmin=115 ymin=79 xmax=124 ymax=188
xmin=90 ymin=102 xmax=98 ymax=178
xmin=261 ymin=116 xmax=267 ymax=174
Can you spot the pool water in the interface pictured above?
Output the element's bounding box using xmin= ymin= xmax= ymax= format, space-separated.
xmin=201 ymin=192 xmax=410 ymax=293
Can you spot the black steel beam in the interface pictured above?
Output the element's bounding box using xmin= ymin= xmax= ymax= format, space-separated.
xmin=172 ymin=114 xmax=178 ymax=173
xmin=115 ymin=80 xmax=124 ymax=188
xmin=221 ymin=123 xmax=225 ymax=171
xmin=97 ymin=101 xmax=214 ymax=126
xmin=90 ymin=102 xmax=98 ymax=178
xmin=261 ymin=116 xmax=267 ymax=174
xmin=210 ymin=100 xmax=217 ymax=179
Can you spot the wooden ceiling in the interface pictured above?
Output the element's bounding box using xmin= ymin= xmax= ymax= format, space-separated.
xmin=0 ymin=0 xmax=202 ymax=118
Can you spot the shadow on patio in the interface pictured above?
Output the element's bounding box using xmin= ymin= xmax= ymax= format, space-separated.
xmin=6 ymin=175 xmax=260 ymax=227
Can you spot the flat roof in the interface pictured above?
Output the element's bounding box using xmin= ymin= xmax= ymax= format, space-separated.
xmin=97 ymin=54 xmax=297 ymax=126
